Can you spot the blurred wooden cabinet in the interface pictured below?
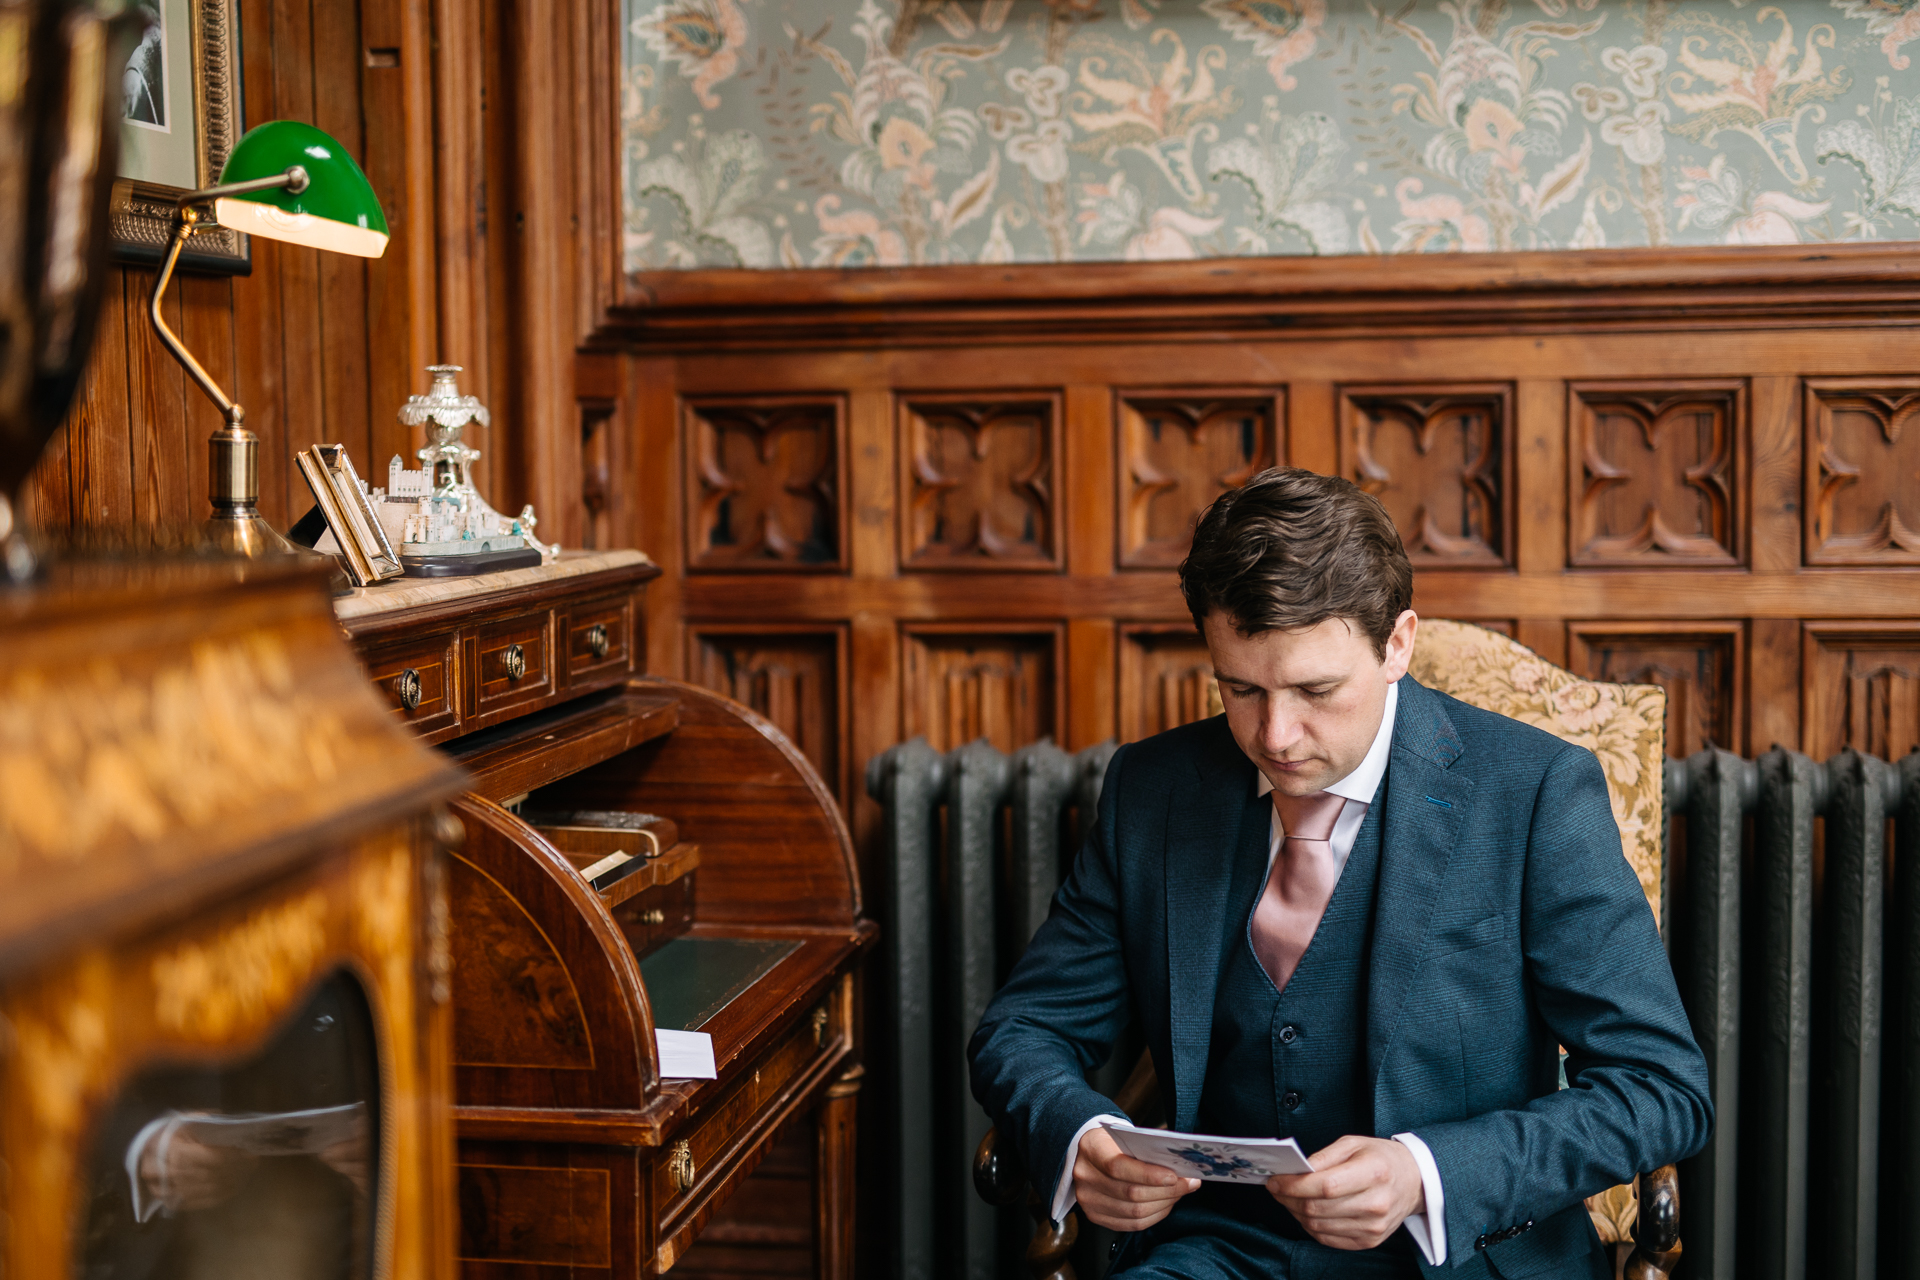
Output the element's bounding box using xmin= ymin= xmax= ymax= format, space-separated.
xmin=336 ymin=552 xmax=874 ymax=1279
xmin=0 ymin=556 xmax=467 ymax=1280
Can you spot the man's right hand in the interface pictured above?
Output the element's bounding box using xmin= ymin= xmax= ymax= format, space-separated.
xmin=1072 ymin=1128 xmax=1201 ymax=1231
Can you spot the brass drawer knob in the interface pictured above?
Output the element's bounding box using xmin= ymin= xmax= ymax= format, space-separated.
xmin=394 ymin=667 xmax=423 ymax=711
xmin=669 ymin=1140 xmax=695 ymax=1192
xmin=502 ymin=643 xmax=526 ymax=681
xmin=641 ymin=907 xmax=666 ymax=926
xmin=586 ymin=622 xmax=611 ymax=659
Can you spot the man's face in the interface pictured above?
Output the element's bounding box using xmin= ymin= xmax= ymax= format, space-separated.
xmin=1203 ymin=609 xmax=1418 ymax=797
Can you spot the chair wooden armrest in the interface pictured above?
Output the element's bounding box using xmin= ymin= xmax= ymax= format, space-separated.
xmin=970 ymin=1052 xmax=1162 ymax=1280
xmin=1624 ymin=1165 xmax=1681 ymax=1280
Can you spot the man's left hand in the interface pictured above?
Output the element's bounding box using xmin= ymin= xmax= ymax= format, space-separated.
xmin=1265 ymin=1135 xmax=1425 ymax=1251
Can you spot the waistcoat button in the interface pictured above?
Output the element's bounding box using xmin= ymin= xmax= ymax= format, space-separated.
xmin=1278 ymin=1024 xmax=1297 ymax=1044
xmin=1281 ymin=1090 xmax=1302 ymax=1111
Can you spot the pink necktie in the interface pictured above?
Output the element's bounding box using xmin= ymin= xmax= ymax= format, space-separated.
xmin=1251 ymin=790 xmax=1353 ymax=993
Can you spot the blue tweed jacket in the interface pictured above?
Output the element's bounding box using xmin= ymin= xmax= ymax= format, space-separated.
xmin=968 ymin=675 xmax=1712 ymax=1277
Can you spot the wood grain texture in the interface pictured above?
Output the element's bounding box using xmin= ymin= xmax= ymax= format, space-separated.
xmin=689 ymin=625 xmax=849 ymax=805
xmin=899 ymin=395 xmax=1061 ymax=571
xmin=1804 ymin=379 xmax=1920 ymax=565
xmin=1570 ymin=381 xmax=1746 ymax=568
xmin=1119 ymin=624 xmax=1215 ymax=744
xmin=1568 ymin=621 xmax=1746 ymax=757
xmin=1803 ymin=622 xmax=1920 ymax=761
xmin=685 ymin=398 xmax=846 ymax=573
xmin=901 ymin=625 xmax=1062 ymax=754
xmin=1118 ymin=391 xmax=1279 ymax=568
xmin=35 ymin=0 xmax=512 ymax=544
xmin=1343 ymin=384 xmax=1512 ymax=569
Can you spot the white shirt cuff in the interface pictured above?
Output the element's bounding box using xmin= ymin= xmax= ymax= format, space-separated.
xmin=1050 ymin=1113 xmax=1127 ymax=1226
xmin=125 ymin=1115 xmax=180 ymax=1223
xmin=1392 ymin=1132 xmax=1447 ymax=1266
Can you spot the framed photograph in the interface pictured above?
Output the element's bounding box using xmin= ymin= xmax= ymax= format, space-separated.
xmin=298 ymin=445 xmax=403 ymax=587
xmin=110 ymin=0 xmax=248 ymax=274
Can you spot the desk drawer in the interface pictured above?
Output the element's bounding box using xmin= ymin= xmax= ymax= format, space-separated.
xmin=471 ymin=611 xmax=553 ymax=722
xmin=565 ymin=594 xmax=630 ymax=689
xmin=362 ymin=630 xmax=460 ymax=738
xmin=654 ymin=1015 xmax=826 ymax=1216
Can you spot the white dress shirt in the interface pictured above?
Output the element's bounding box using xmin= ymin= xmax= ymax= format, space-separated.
xmin=1050 ymin=682 xmax=1449 ymax=1265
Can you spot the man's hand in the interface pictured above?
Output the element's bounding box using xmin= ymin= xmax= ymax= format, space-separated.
xmin=1266 ymin=1135 xmax=1424 ymax=1251
xmin=139 ymin=1132 xmax=259 ymax=1214
xmin=1072 ymin=1128 xmax=1202 ymax=1232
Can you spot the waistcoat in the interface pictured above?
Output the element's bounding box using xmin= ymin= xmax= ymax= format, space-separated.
xmin=1197 ymin=792 xmax=1385 ymax=1151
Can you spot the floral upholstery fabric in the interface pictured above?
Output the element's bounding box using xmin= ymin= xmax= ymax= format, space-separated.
xmin=1409 ymin=620 xmax=1668 ymax=1257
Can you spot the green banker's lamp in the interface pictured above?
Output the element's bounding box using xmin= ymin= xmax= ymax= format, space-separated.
xmin=150 ymin=119 xmax=388 ymax=556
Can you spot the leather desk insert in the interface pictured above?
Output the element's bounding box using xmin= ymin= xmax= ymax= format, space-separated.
xmin=338 ymin=556 xmax=873 ymax=1280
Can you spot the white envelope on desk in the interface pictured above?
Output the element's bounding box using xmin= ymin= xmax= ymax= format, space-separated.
xmin=1101 ymin=1121 xmax=1314 ymax=1183
xmin=656 ymin=1028 xmax=717 ymax=1079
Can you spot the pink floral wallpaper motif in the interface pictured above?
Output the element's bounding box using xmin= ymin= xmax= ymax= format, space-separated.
xmin=621 ymin=0 xmax=1920 ymax=268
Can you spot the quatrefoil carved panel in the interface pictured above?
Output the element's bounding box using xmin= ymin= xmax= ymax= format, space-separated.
xmin=1119 ymin=392 xmax=1282 ymax=568
xmin=901 ymin=397 xmax=1060 ymax=571
xmin=1571 ymin=382 xmax=1744 ymax=567
xmin=685 ymin=398 xmax=844 ymax=572
xmin=1342 ymin=385 xmax=1512 ymax=568
xmin=1804 ymin=380 xmax=1920 ymax=565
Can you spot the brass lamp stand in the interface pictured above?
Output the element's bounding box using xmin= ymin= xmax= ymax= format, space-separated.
xmin=148 ymin=118 xmax=391 ymax=561
xmin=149 ymin=170 xmax=310 ymax=557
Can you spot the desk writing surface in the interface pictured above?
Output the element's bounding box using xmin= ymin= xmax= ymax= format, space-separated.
xmin=640 ymin=937 xmax=800 ymax=1030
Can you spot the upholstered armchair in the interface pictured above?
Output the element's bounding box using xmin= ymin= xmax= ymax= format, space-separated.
xmin=973 ymin=620 xmax=1683 ymax=1280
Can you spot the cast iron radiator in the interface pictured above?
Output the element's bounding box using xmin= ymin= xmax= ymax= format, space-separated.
xmin=867 ymin=736 xmax=1117 ymax=1280
xmin=869 ymin=738 xmax=1920 ymax=1280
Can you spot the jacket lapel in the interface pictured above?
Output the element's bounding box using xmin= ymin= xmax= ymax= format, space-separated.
xmin=1366 ymin=677 xmax=1473 ymax=1086
xmin=1164 ymin=723 xmax=1268 ymax=1133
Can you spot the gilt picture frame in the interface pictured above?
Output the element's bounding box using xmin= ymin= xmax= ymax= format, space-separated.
xmin=298 ymin=445 xmax=403 ymax=587
xmin=110 ymin=0 xmax=248 ymax=274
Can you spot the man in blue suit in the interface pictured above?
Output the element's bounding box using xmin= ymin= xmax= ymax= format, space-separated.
xmin=969 ymin=468 xmax=1711 ymax=1278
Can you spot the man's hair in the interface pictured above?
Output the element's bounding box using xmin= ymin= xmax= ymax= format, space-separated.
xmin=1178 ymin=467 xmax=1413 ymax=658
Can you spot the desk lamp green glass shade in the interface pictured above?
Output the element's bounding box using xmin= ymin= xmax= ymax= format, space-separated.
xmin=147 ymin=121 xmax=388 ymax=558
xmin=212 ymin=120 xmax=389 ymax=257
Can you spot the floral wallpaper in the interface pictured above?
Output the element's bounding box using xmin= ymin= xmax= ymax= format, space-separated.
xmin=620 ymin=0 xmax=1920 ymax=268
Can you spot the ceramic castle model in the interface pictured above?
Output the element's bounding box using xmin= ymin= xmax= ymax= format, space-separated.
xmin=369 ymin=365 xmax=557 ymax=561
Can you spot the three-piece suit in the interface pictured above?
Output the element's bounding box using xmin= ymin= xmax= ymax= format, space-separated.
xmin=968 ymin=676 xmax=1712 ymax=1278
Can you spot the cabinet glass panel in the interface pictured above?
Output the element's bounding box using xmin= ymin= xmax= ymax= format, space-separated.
xmin=79 ymin=971 xmax=381 ymax=1280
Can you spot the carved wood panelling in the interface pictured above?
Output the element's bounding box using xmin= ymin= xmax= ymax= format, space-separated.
xmin=581 ymin=398 xmax=617 ymax=552
xmin=690 ymin=626 xmax=846 ymax=800
xmin=1118 ymin=392 xmax=1282 ymax=568
xmin=900 ymin=396 xmax=1061 ymax=571
xmin=1119 ymin=626 xmax=1219 ymax=743
xmin=1341 ymin=384 xmax=1512 ymax=568
xmin=684 ymin=398 xmax=846 ymax=572
xmin=1804 ymin=379 xmax=1920 ymax=565
xmin=1804 ymin=623 xmax=1920 ymax=761
xmin=1570 ymin=381 xmax=1745 ymax=567
xmin=1568 ymin=622 xmax=1745 ymax=757
xmin=901 ymin=627 xmax=1061 ymax=754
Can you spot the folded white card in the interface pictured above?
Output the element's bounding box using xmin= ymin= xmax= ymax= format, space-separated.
xmin=1101 ymin=1121 xmax=1314 ymax=1183
xmin=656 ymin=1028 xmax=717 ymax=1079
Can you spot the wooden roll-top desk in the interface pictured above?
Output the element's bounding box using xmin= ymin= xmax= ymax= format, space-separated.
xmin=334 ymin=550 xmax=874 ymax=1279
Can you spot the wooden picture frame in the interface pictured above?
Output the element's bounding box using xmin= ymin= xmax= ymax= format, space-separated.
xmin=299 ymin=445 xmax=402 ymax=586
xmin=110 ymin=0 xmax=248 ymax=274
